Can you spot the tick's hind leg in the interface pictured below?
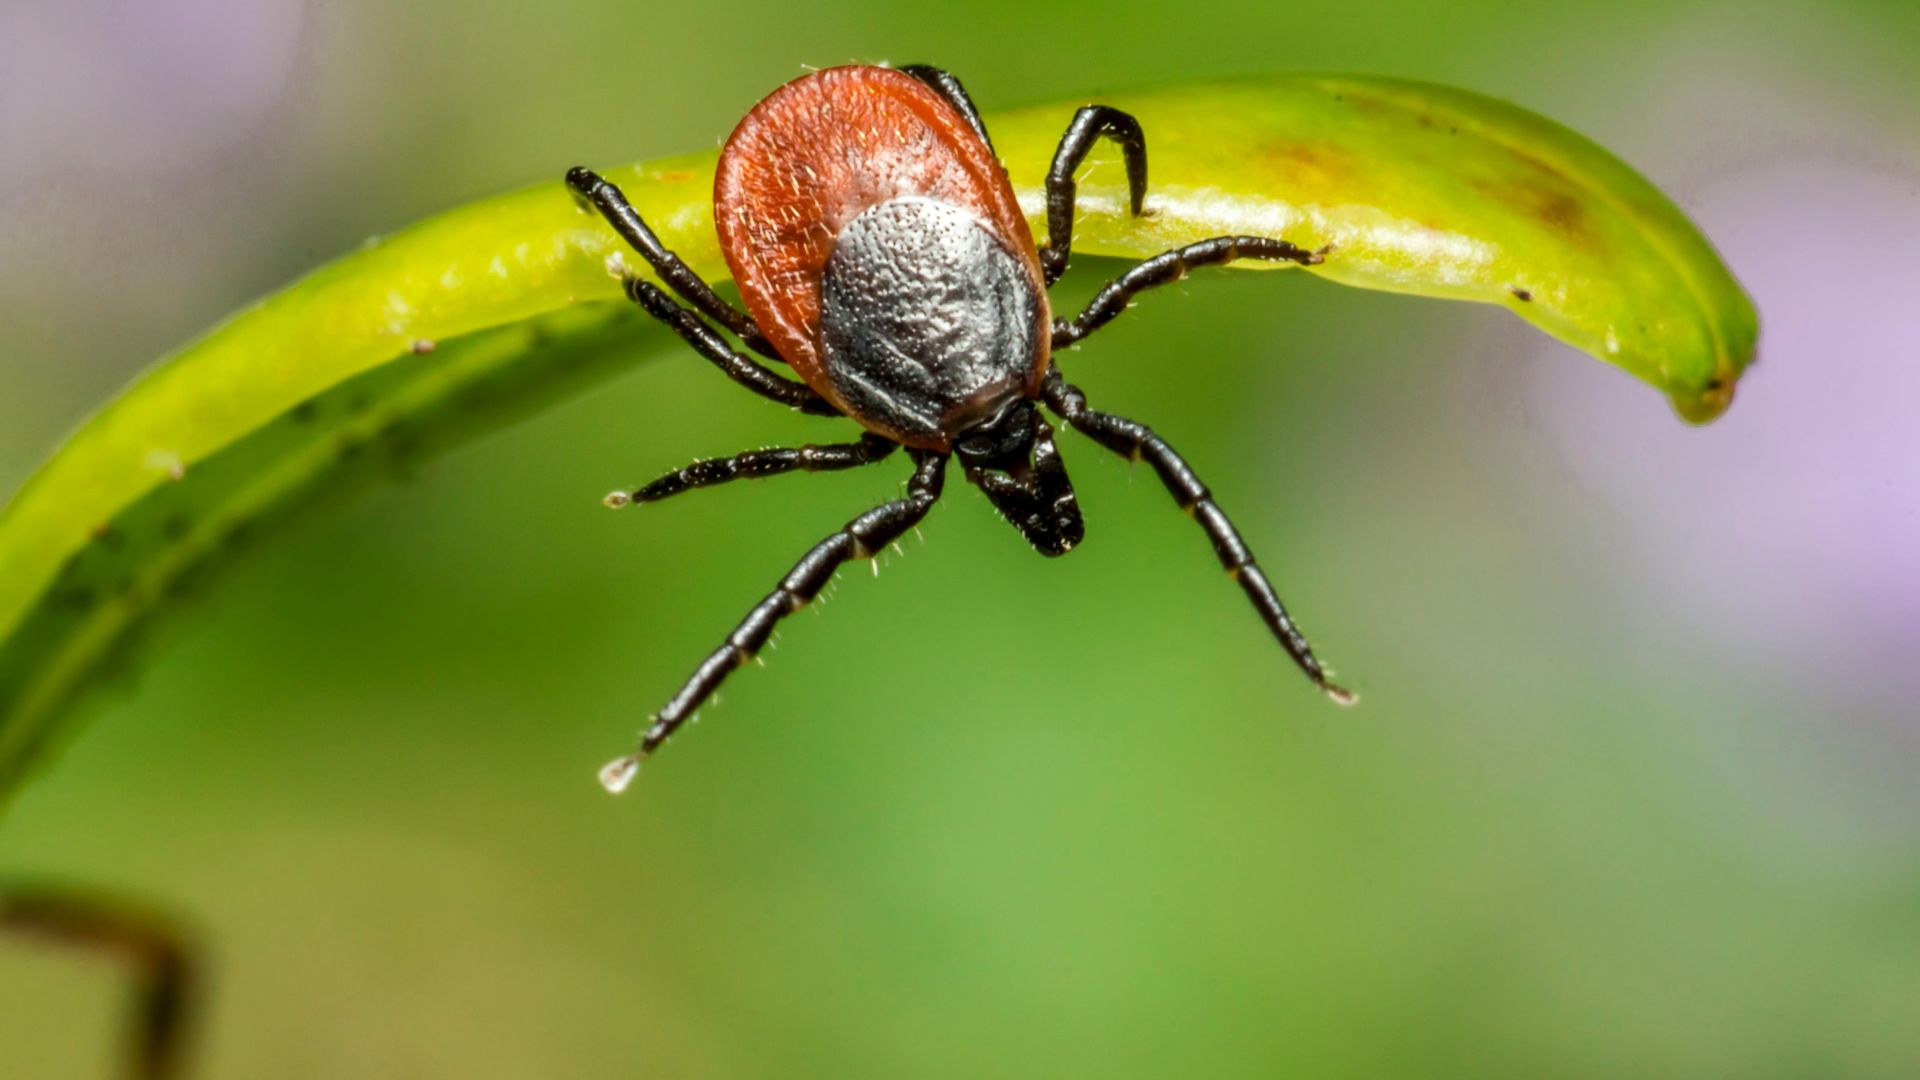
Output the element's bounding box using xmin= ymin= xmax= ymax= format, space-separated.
xmin=1041 ymin=373 xmax=1353 ymax=704
xmin=606 ymin=433 xmax=899 ymax=507
xmin=565 ymin=166 xmax=782 ymax=361
xmin=1052 ymin=236 xmax=1325 ymax=349
xmin=1039 ymin=105 xmax=1150 ymax=286
xmin=599 ymin=450 xmax=950 ymax=791
xmin=899 ymin=65 xmax=996 ymax=155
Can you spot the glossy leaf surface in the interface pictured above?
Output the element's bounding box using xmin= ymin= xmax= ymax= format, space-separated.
xmin=0 ymin=73 xmax=1757 ymax=799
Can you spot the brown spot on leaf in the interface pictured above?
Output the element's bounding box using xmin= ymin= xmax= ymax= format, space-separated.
xmin=1260 ymin=141 xmax=1354 ymax=192
xmin=1536 ymin=189 xmax=1585 ymax=231
xmin=1336 ymin=91 xmax=1391 ymax=115
xmin=1471 ymin=175 xmax=1594 ymax=246
xmin=1478 ymin=145 xmax=1602 ymax=238
xmin=1505 ymin=144 xmax=1576 ymax=186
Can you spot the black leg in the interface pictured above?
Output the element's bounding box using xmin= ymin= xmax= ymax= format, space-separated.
xmin=599 ymin=450 xmax=950 ymax=790
xmin=2 ymin=885 xmax=197 ymax=1080
xmin=1052 ymin=236 xmax=1325 ymax=349
xmin=1039 ymin=105 xmax=1149 ymax=286
xmin=605 ymin=433 xmax=899 ymax=507
xmin=899 ymin=64 xmax=996 ymax=156
xmin=621 ymin=276 xmax=841 ymax=416
xmin=565 ymin=166 xmax=784 ymax=361
xmin=1041 ymin=373 xmax=1353 ymax=705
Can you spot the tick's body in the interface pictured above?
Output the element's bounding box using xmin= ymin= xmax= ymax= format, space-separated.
xmin=569 ymin=65 xmax=1349 ymax=791
xmin=718 ymin=67 xmax=1051 ymax=447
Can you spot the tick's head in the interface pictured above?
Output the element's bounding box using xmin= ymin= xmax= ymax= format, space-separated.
xmin=953 ymin=398 xmax=1039 ymax=469
xmin=955 ymin=398 xmax=1083 ymax=557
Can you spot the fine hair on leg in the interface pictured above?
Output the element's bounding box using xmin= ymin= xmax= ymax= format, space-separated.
xmin=1041 ymin=372 xmax=1352 ymax=704
xmin=1053 ymin=236 xmax=1325 ymax=348
xmin=1038 ymin=105 xmax=1149 ymax=285
xmin=620 ymin=277 xmax=841 ymax=416
xmin=607 ymin=434 xmax=899 ymax=507
xmin=565 ymin=166 xmax=783 ymax=360
xmin=599 ymin=451 xmax=950 ymax=791
xmin=898 ymin=65 xmax=996 ymax=156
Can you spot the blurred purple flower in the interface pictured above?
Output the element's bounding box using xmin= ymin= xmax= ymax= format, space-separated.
xmin=0 ymin=0 xmax=306 ymax=198
xmin=1532 ymin=156 xmax=1920 ymax=710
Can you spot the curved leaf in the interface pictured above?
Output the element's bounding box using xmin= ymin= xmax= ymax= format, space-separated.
xmin=0 ymin=73 xmax=1757 ymax=799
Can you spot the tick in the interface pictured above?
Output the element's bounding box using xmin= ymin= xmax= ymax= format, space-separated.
xmin=571 ymin=64 xmax=1351 ymax=792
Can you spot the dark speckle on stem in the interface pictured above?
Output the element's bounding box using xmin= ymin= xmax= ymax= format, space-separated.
xmin=165 ymin=556 xmax=211 ymax=601
xmin=1509 ymin=285 xmax=1533 ymax=302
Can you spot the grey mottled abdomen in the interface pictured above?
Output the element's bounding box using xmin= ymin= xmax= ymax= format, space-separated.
xmin=819 ymin=197 xmax=1041 ymax=444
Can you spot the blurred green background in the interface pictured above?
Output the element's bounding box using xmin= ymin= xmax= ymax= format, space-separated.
xmin=3 ymin=0 xmax=1918 ymax=1076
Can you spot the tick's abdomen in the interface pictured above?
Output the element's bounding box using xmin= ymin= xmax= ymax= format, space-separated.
xmin=819 ymin=197 xmax=1038 ymax=443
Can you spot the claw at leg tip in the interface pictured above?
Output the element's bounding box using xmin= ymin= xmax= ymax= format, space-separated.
xmin=603 ymin=490 xmax=632 ymax=509
xmin=599 ymin=754 xmax=640 ymax=794
xmin=1324 ymin=683 xmax=1358 ymax=707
